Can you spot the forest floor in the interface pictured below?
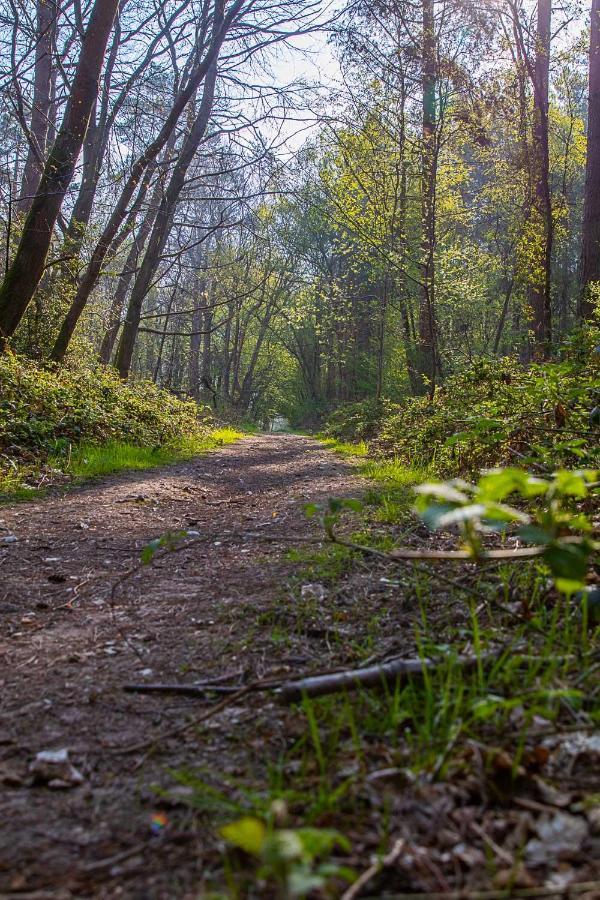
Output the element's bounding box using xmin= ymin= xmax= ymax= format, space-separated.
xmin=0 ymin=434 xmax=598 ymax=899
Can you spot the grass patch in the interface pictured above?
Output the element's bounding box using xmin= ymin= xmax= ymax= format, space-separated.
xmin=0 ymin=427 xmax=244 ymax=501
xmin=61 ymin=427 xmax=243 ymax=479
xmin=360 ymin=457 xmax=430 ymax=524
xmin=318 ymin=436 xmax=369 ymax=458
xmin=320 ymin=434 xmax=429 ymax=523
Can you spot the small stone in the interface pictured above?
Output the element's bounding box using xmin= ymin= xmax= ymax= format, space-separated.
xmin=29 ymin=748 xmax=84 ymax=788
xmin=301 ymin=582 xmax=327 ymax=602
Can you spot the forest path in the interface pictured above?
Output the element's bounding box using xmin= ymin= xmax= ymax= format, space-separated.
xmin=0 ymin=434 xmax=363 ymax=897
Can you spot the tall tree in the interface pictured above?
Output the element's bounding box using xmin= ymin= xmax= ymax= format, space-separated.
xmin=527 ymin=0 xmax=553 ymax=356
xmin=417 ymin=0 xmax=438 ymax=394
xmin=0 ymin=0 xmax=120 ymax=344
xmin=19 ymin=0 xmax=56 ymax=211
xmin=114 ymin=62 xmax=218 ymax=377
xmin=48 ymin=0 xmax=246 ymax=362
xmin=581 ymin=0 xmax=600 ymax=318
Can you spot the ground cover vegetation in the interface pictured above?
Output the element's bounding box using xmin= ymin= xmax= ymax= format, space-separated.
xmin=0 ymin=0 xmax=599 ymax=895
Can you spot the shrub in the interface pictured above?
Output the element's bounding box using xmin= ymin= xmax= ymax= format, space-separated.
xmin=0 ymin=353 xmax=213 ymax=486
xmin=323 ymin=326 xmax=600 ymax=475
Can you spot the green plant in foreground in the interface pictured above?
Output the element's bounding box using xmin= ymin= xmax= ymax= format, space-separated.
xmin=414 ymin=467 xmax=598 ymax=594
xmin=220 ymin=816 xmax=352 ymax=898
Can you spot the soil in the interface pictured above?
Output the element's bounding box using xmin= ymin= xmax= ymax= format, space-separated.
xmin=1 ymin=435 xmax=599 ymax=899
xmin=0 ymin=435 xmax=364 ymax=898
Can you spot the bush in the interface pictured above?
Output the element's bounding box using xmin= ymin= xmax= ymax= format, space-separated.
xmin=0 ymin=353 xmax=213 ymax=485
xmin=323 ymin=398 xmax=400 ymax=442
xmin=323 ymin=327 xmax=600 ymax=475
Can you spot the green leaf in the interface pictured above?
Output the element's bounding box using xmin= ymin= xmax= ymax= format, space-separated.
xmin=543 ymin=541 xmax=588 ymax=580
xmin=414 ymin=482 xmax=469 ymax=503
xmin=477 ymin=468 xmax=547 ymax=501
xmin=552 ymin=470 xmax=589 ymax=498
xmin=434 ymin=503 xmax=489 ymax=527
xmin=419 ymin=502 xmax=456 ymax=530
xmin=555 ymin=577 xmax=587 ymax=597
xmin=220 ymin=817 xmax=266 ymax=857
xmin=518 ymin=525 xmax=552 ymax=545
xmin=296 ymin=827 xmax=350 ymax=859
xmin=141 ymin=537 xmax=162 ymax=565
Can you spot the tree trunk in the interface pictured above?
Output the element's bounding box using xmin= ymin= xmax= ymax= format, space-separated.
xmin=416 ymin=0 xmax=438 ymax=396
xmin=115 ymin=62 xmax=218 ymax=378
xmin=0 ymin=0 xmax=120 ymax=345
xmin=581 ymin=0 xmax=600 ymax=319
xmin=188 ymin=276 xmax=206 ymax=398
xmin=46 ymin=0 xmax=242 ymax=360
xmin=19 ymin=0 xmax=57 ymax=212
xmin=527 ymin=0 xmax=553 ymax=358
xmin=201 ymin=305 xmax=213 ymax=399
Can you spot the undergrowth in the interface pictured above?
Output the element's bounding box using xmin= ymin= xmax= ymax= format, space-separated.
xmin=0 ymin=352 xmax=240 ymax=497
xmin=168 ymin=349 xmax=599 ymax=896
xmin=323 ymin=324 xmax=600 ymax=475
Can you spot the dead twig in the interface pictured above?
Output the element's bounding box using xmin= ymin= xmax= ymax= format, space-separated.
xmin=112 ymin=668 xmax=297 ymax=755
xmin=277 ymin=651 xmax=501 ymax=703
xmin=109 ymin=685 xmax=255 ymax=755
xmin=80 ymin=842 xmax=147 ymax=873
xmin=341 ymin=838 xmax=405 ymax=900
xmin=123 ymin=682 xmax=241 ymax=697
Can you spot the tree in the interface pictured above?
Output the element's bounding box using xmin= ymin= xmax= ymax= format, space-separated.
xmin=0 ymin=0 xmax=120 ymax=344
xmin=581 ymin=0 xmax=600 ymax=318
xmin=114 ymin=63 xmax=219 ymax=377
xmin=528 ymin=0 xmax=553 ymax=357
xmin=417 ymin=0 xmax=439 ymax=394
xmin=19 ymin=0 xmax=56 ymax=211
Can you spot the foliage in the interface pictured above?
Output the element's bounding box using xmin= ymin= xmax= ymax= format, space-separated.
xmin=323 ymin=328 xmax=600 ymax=475
xmin=322 ymin=399 xmax=398 ymax=442
xmin=220 ymin=816 xmax=352 ymax=897
xmin=415 ymin=468 xmax=599 ymax=594
xmin=0 ymin=351 xmax=214 ymax=493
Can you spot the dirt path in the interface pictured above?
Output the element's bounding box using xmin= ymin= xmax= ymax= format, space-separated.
xmin=0 ymin=434 xmax=362 ymax=898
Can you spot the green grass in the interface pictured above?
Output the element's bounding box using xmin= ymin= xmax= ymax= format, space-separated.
xmin=0 ymin=427 xmax=244 ymax=501
xmin=158 ymin=433 xmax=600 ymax=893
xmin=63 ymin=427 xmax=243 ymax=479
xmin=318 ymin=436 xmax=369 ymax=458
xmin=319 ymin=435 xmax=430 ymax=523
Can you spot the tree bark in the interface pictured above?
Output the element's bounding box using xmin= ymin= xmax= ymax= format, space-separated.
xmin=0 ymin=0 xmax=120 ymax=344
xmin=188 ymin=274 xmax=206 ymax=398
xmin=96 ymin=138 xmax=177 ymax=362
xmin=581 ymin=0 xmax=600 ymax=319
xmin=19 ymin=0 xmax=57 ymax=212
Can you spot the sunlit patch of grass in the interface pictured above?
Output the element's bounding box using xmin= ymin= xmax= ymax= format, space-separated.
xmin=318 ymin=436 xmax=369 ymax=458
xmin=0 ymin=479 xmax=46 ymax=503
xmin=63 ymin=427 xmax=244 ymax=479
xmin=358 ymin=458 xmax=430 ymax=524
xmin=1 ymin=428 xmax=246 ymax=500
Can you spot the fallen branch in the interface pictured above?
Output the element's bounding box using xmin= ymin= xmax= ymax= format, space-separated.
xmin=277 ymin=651 xmax=499 ymax=704
xmin=388 ymin=546 xmax=544 ymax=560
xmin=332 ymin=532 xmax=590 ymax=563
